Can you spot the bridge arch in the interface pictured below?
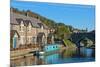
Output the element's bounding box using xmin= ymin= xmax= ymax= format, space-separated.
xmin=78 ymin=37 xmax=94 ymax=47
xmin=70 ymin=31 xmax=95 ymax=48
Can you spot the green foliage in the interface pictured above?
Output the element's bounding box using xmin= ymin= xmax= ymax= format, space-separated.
xmin=63 ymin=39 xmax=76 ymax=48
xmin=54 ymin=23 xmax=72 ymax=39
xmin=11 ymin=7 xmax=74 ymax=39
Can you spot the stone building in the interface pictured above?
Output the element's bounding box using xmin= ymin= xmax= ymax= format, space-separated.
xmin=10 ymin=11 xmax=50 ymax=49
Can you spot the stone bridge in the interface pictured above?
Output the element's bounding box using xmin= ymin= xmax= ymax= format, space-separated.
xmin=69 ymin=30 xmax=95 ymax=48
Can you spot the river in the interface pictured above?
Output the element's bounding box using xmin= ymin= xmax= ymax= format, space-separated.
xmin=39 ymin=47 xmax=95 ymax=64
xmin=10 ymin=47 xmax=95 ymax=66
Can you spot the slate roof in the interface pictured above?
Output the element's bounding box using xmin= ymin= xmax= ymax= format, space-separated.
xmin=37 ymin=23 xmax=48 ymax=29
xmin=10 ymin=11 xmax=44 ymax=28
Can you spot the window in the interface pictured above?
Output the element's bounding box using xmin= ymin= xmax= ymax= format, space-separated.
xmin=20 ymin=36 xmax=24 ymax=44
xmin=53 ymin=46 xmax=55 ymax=48
xmin=28 ymin=23 xmax=31 ymax=32
xmin=56 ymin=46 xmax=57 ymax=48
xmin=19 ymin=26 xmax=21 ymax=31
xmin=33 ymin=37 xmax=36 ymax=43
xmin=22 ymin=26 xmax=24 ymax=31
xmin=28 ymin=36 xmax=32 ymax=44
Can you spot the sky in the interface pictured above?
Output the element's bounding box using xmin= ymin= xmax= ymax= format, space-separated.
xmin=11 ymin=0 xmax=95 ymax=31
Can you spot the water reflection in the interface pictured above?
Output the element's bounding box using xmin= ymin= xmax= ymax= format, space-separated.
xmin=40 ymin=48 xmax=95 ymax=64
xmin=44 ymin=54 xmax=59 ymax=64
xmin=11 ymin=47 xmax=95 ymax=66
xmin=80 ymin=47 xmax=95 ymax=57
xmin=10 ymin=55 xmax=35 ymax=66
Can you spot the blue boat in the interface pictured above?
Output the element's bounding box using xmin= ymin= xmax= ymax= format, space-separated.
xmin=43 ymin=43 xmax=61 ymax=52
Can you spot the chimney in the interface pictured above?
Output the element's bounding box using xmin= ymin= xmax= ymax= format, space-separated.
xmin=25 ymin=10 xmax=29 ymax=17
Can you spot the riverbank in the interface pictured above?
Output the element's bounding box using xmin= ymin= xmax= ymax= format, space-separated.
xmin=10 ymin=47 xmax=40 ymax=66
xmin=11 ymin=47 xmax=39 ymax=59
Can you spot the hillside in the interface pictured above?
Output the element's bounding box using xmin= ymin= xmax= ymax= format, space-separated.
xmin=11 ymin=7 xmax=85 ymax=40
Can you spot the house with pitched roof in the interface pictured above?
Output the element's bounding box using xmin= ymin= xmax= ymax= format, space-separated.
xmin=10 ymin=10 xmax=51 ymax=49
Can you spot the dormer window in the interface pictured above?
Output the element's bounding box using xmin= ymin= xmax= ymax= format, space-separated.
xmin=16 ymin=18 xmax=23 ymax=23
xmin=20 ymin=21 xmax=24 ymax=32
xmin=37 ymin=23 xmax=44 ymax=30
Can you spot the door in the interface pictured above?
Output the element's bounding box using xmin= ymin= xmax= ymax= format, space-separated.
xmin=13 ymin=37 xmax=17 ymax=48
